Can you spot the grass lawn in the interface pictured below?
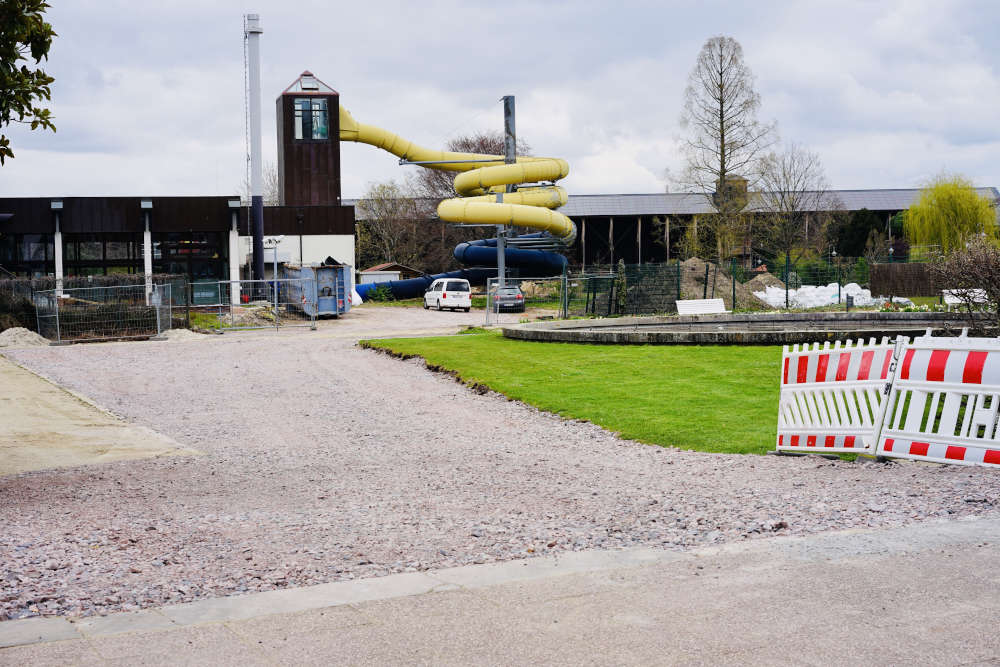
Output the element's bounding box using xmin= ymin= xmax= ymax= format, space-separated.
xmin=362 ymin=332 xmax=781 ymax=455
xmin=907 ymin=295 xmax=942 ymax=307
xmin=358 ymin=298 xmax=426 ymax=308
xmin=189 ymin=311 xmax=223 ymax=330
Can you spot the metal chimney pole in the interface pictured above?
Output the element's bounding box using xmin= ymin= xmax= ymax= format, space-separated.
xmin=503 ymin=96 xmax=516 ymax=168
xmin=245 ymin=14 xmax=265 ymax=281
xmin=496 ymin=95 xmax=515 ymax=290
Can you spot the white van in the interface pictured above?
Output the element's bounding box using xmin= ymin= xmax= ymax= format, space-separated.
xmin=423 ymin=278 xmax=471 ymax=312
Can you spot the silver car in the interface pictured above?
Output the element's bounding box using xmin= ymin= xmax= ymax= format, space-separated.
xmin=493 ymin=285 xmax=525 ymax=312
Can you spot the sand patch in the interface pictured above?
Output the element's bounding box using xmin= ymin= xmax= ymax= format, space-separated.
xmin=0 ymin=327 xmax=48 ymax=348
xmin=0 ymin=356 xmax=198 ymax=476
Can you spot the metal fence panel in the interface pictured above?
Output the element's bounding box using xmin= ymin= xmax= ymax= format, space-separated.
xmin=484 ymin=276 xmax=570 ymax=326
xmin=1 ymin=274 xmax=186 ymax=333
xmin=196 ymin=279 xmax=318 ymax=331
xmin=484 ymin=265 xmax=684 ymax=326
xmin=566 ymin=263 xmax=681 ymax=318
xmin=34 ymin=284 xmax=172 ymax=343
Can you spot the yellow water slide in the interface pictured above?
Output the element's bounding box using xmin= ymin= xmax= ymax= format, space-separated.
xmin=338 ymin=106 xmax=576 ymax=243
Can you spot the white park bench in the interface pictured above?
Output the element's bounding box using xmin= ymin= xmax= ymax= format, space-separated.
xmin=676 ymin=298 xmax=730 ymax=316
xmin=942 ymin=289 xmax=988 ymax=310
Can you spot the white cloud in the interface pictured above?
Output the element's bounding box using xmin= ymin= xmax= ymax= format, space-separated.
xmin=1 ymin=0 xmax=997 ymax=200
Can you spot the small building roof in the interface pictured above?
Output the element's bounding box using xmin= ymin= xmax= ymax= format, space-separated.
xmin=280 ymin=71 xmax=338 ymax=96
xmin=360 ymin=262 xmax=419 ymax=273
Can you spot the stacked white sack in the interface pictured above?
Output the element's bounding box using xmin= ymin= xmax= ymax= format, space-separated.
xmin=753 ymin=282 xmax=885 ymax=309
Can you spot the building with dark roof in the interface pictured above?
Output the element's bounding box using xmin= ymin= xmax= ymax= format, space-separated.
xmin=556 ymin=188 xmax=1000 ymax=218
xmin=346 ymin=187 xmax=999 ymax=268
xmin=555 ymin=188 xmax=1000 ymax=266
xmin=0 ymin=71 xmax=355 ymax=286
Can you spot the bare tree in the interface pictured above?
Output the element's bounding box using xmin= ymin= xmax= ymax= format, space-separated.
xmin=862 ymin=228 xmax=890 ymax=264
xmin=239 ymin=160 xmax=280 ymax=206
xmin=679 ymin=35 xmax=775 ymax=260
xmin=757 ymin=144 xmax=839 ymax=263
xmin=928 ymin=238 xmax=1000 ymax=331
xmin=411 ymin=131 xmax=531 ymax=202
xmin=356 ymin=132 xmax=535 ymax=275
xmin=355 ymin=175 xmax=474 ymax=274
xmin=650 ymin=215 xmax=680 ymax=260
xmin=355 ymin=179 xmax=424 ymax=269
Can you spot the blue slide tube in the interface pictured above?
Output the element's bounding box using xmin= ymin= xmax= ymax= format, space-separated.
xmin=357 ymin=234 xmax=567 ymax=301
xmin=355 ymin=268 xmax=496 ymax=301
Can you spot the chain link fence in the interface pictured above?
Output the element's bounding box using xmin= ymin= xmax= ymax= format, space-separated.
xmin=1 ymin=274 xmax=185 ymax=332
xmin=484 ymin=276 xmax=565 ymax=326
xmin=481 ymin=256 xmax=899 ymax=326
xmin=484 ymin=264 xmax=685 ymax=325
xmin=34 ymin=283 xmax=173 ymax=343
xmin=191 ymin=279 xmax=318 ymax=331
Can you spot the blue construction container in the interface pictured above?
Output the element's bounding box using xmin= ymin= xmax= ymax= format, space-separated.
xmin=282 ymin=263 xmax=351 ymax=317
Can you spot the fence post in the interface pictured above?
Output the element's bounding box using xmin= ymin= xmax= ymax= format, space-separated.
xmin=785 ymin=255 xmax=791 ymax=309
xmin=676 ymin=260 xmax=681 ymax=301
xmin=703 ymin=264 xmax=709 ymax=299
xmin=731 ymin=259 xmax=736 ymax=311
xmin=603 ymin=274 xmax=610 ymax=317
xmin=484 ymin=278 xmax=492 ymax=326
xmin=153 ymin=284 xmax=162 ymax=335
xmin=311 ymin=278 xmax=318 ymax=330
xmin=54 ymin=293 xmax=61 ymax=344
xmin=560 ymin=266 xmax=568 ymax=319
xmin=273 ymin=280 xmax=279 ymax=331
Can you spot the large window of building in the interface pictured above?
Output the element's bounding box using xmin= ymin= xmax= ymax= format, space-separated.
xmin=0 ymin=233 xmax=54 ymax=277
xmin=293 ymin=98 xmax=328 ymax=140
xmin=152 ymin=232 xmax=227 ymax=280
xmin=63 ymin=233 xmax=143 ymax=276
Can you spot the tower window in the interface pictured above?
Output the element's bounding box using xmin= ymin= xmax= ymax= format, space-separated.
xmin=294 ymin=98 xmax=328 ymax=140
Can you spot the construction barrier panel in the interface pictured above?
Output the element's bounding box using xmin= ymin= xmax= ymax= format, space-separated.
xmin=777 ymin=337 xmax=902 ymax=455
xmin=876 ymin=333 xmax=1000 ymax=467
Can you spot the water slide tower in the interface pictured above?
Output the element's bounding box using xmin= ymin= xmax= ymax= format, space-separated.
xmin=276 ymin=71 xmax=342 ymax=207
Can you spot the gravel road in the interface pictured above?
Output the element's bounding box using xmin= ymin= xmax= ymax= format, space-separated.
xmin=2 ymin=306 xmax=998 ymax=620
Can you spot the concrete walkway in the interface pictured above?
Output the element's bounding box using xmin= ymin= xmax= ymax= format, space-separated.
xmin=0 ymin=356 xmax=197 ymax=476
xmin=3 ymin=515 xmax=998 ymax=665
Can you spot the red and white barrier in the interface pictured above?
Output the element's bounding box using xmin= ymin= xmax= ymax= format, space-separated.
xmin=876 ymin=333 xmax=1000 ymax=467
xmin=776 ymin=337 xmax=902 ymax=455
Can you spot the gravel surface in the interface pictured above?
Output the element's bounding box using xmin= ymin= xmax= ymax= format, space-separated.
xmin=2 ymin=306 xmax=998 ymax=620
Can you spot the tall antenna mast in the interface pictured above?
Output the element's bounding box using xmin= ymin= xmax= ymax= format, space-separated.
xmin=244 ymin=13 xmax=265 ymax=280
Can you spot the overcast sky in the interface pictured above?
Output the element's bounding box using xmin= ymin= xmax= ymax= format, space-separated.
xmin=2 ymin=0 xmax=998 ymax=200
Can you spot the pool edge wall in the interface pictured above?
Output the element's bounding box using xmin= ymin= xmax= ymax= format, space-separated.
xmin=501 ymin=312 xmax=989 ymax=345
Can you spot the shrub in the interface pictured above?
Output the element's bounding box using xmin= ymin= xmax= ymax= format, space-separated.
xmin=905 ymin=175 xmax=997 ymax=253
xmin=928 ymin=238 xmax=1000 ymax=331
xmin=366 ymin=283 xmax=395 ymax=302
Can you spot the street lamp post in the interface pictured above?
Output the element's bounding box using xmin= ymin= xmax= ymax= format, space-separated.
xmin=832 ymin=250 xmax=839 ymax=304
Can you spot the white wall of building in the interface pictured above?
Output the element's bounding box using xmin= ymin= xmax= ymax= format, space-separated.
xmin=358 ymin=270 xmax=401 ymax=285
xmin=238 ymin=234 xmax=355 ymax=288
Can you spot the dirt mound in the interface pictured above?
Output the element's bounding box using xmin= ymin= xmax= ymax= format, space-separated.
xmin=745 ymin=271 xmax=785 ymax=292
xmin=0 ymin=327 xmax=48 ymax=348
xmin=679 ymin=258 xmax=772 ymax=310
xmin=519 ymin=280 xmax=560 ymax=299
xmin=163 ymin=328 xmax=209 ymax=342
xmin=230 ymin=305 xmax=277 ymax=327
